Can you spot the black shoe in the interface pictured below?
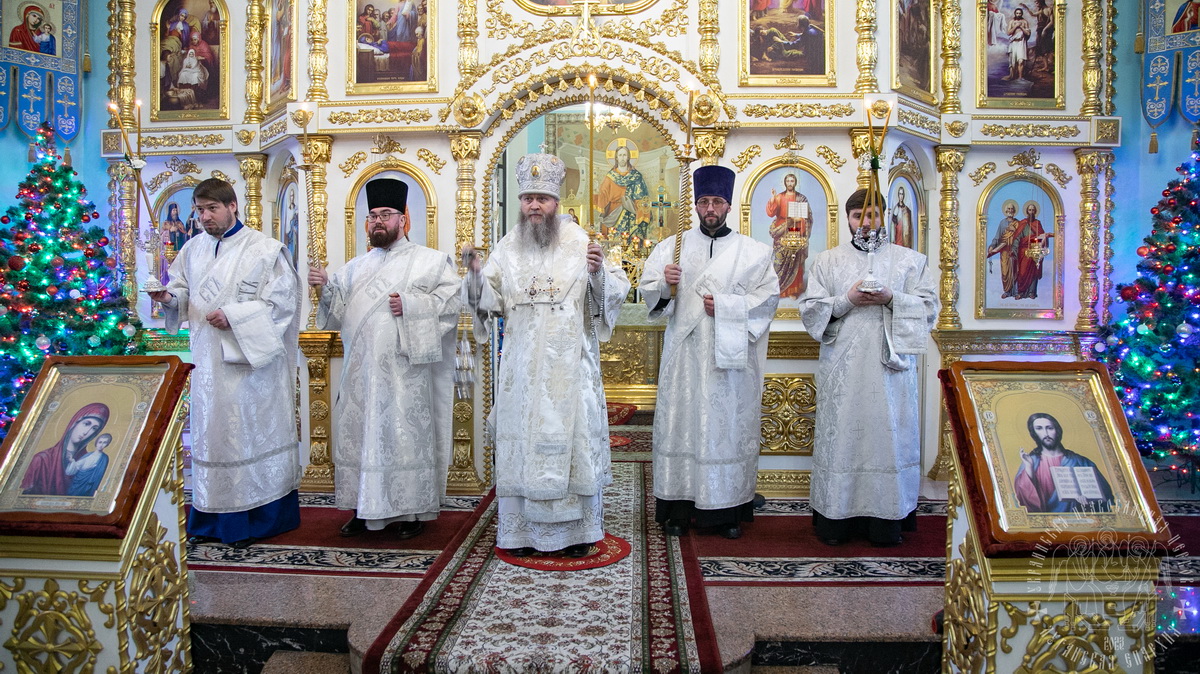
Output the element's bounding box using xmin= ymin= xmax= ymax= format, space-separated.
xmin=718 ymin=525 xmax=742 ymax=540
xmin=229 ymin=537 xmax=257 ymax=550
xmin=396 ymin=521 xmax=425 ymax=540
xmin=187 ymin=535 xmax=217 ymax=545
xmin=563 ymin=543 xmax=592 ymax=558
xmin=663 ymin=519 xmax=688 ymax=536
xmin=871 ymin=535 xmax=903 ymax=548
xmin=820 ymin=536 xmax=847 ymax=546
xmin=508 ymin=547 xmax=537 ymax=557
xmin=340 ymin=516 xmax=367 ymax=537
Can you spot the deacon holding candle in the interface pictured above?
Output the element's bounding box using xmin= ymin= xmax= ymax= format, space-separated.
xmin=642 ymin=165 xmax=780 ymax=540
xmin=798 ymin=188 xmax=939 ymax=547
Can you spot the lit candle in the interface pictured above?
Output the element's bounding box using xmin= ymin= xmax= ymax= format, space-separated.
xmin=134 ymin=99 xmax=143 ymax=156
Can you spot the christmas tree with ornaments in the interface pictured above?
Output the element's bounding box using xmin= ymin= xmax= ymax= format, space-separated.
xmin=0 ymin=122 xmax=142 ymax=441
xmin=1099 ymin=150 xmax=1200 ymax=474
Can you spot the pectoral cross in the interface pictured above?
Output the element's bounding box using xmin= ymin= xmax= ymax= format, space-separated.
xmin=1147 ymin=74 xmax=1169 ymax=101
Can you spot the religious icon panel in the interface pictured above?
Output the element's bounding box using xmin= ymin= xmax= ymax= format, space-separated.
xmin=347 ymin=0 xmax=434 ymax=94
xmin=3 ymin=0 xmax=63 ymax=57
xmin=740 ymin=0 xmax=835 ymax=86
xmin=0 ymin=359 xmax=182 ymax=517
xmin=886 ymin=174 xmax=923 ymax=253
xmin=275 ymin=173 xmax=302 ymax=271
xmin=940 ymin=362 xmax=1164 ymax=547
xmin=267 ymin=0 xmax=297 ymax=114
xmin=977 ymin=0 xmax=1064 ymax=108
xmin=741 ymin=157 xmax=836 ymax=318
xmin=346 ymin=163 xmax=434 ymax=260
xmin=892 ymin=0 xmax=936 ymax=104
xmin=151 ymin=0 xmax=229 ymax=120
xmin=975 ymin=173 xmax=1063 ymax=319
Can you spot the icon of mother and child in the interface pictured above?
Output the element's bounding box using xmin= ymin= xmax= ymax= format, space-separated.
xmin=19 ymin=403 xmax=114 ymax=498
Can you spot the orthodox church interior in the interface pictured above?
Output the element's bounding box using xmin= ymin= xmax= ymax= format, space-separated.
xmin=2 ymin=0 xmax=1200 ymax=671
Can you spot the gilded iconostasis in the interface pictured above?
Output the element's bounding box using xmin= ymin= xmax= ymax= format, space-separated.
xmin=52 ymin=0 xmax=1122 ymax=494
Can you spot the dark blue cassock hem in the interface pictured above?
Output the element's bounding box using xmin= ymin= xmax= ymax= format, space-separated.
xmin=187 ymin=490 xmax=301 ymax=544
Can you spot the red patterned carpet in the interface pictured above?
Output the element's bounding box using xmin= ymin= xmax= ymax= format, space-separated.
xmin=362 ymin=461 xmax=722 ymax=674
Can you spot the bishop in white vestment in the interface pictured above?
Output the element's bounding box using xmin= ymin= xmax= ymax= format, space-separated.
xmin=799 ymin=188 xmax=939 ymax=546
xmin=310 ymin=178 xmax=461 ymax=540
xmin=642 ymin=165 xmax=780 ymax=540
xmin=152 ymin=178 xmax=302 ymax=548
xmin=464 ymin=153 xmax=630 ymax=557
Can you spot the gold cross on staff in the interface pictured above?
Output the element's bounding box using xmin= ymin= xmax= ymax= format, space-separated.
xmin=571 ymin=0 xmax=601 ymax=40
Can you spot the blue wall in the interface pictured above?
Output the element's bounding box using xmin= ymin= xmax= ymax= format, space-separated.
xmin=0 ymin=5 xmax=113 ymax=221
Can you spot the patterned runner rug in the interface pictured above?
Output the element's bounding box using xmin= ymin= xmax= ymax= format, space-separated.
xmin=362 ymin=461 xmax=722 ymax=673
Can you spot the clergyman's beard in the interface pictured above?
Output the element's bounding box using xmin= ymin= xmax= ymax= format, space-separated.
xmin=369 ymin=225 xmax=400 ymax=248
xmin=700 ymin=212 xmax=727 ymax=235
xmin=518 ymin=206 xmax=560 ymax=250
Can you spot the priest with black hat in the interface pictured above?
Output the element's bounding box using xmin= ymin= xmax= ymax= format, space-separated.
xmin=308 ymin=177 xmax=461 ymax=540
xmin=641 ymin=165 xmax=781 ymax=540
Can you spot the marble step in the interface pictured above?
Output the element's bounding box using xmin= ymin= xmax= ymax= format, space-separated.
xmin=261 ymin=651 xmax=350 ymax=674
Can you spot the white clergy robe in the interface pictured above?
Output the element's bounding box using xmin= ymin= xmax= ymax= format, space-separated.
xmin=164 ymin=224 xmax=302 ymax=514
xmin=641 ymin=228 xmax=780 ymax=510
xmin=799 ymin=241 xmax=939 ymax=521
xmin=316 ymin=239 xmax=460 ymax=526
xmin=470 ymin=223 xmax=630 ymax=551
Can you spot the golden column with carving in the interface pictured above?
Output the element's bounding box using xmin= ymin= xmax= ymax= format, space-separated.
xmin=928 ymin=350 xmax=962 ymax=480
xmin=938 ymin=0 xmax=962 ymax=114
xmin=1104 ymin=0 xmax=1117 ymax=115
xmin=300 ymin=332 xmax=337 ymax=491
xmin=935 ymin=145 xmax=966 ymax=330
xmin=694 ymin=128 xmax=728 ymax=167
xmin=448 ymin=132 xmax=486 ymax=493
xmin=1074 ymin=149 xmax=1113 ymax=332
xmin=109 ymin=161 xmax=139 ymax=317
xmin=237 ymin=154 xmax=267 ymax=231
xmin=1081 ymin=0 xmax=1102 ymax=116
xmin=854 ymin=0 xmax=879 ymax=93
xmin=1102 ymin=163 xmax=1116 ymax=324
xmin=849 ymin=128 xmax=877 ymax=190
xmin=303 ymin=135 xmax=333 ymax=328
xmin=244 ymin=0 xmax=268 ymax=123
xmin=697 ymin=0 xmax=720 ymax=82
xmin=109 ymin=0 xmax=137 ymax=124
xmin=306 ymin=0 xmax=330 ymax=101
xmin=457 ymin=0 xmax=479 ymax=76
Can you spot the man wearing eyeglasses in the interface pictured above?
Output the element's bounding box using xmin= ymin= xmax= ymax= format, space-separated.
xmin=641 ymin=165 xmax=781 ymax=540
xmin=308 ymin=178 xmax=460 ymax=541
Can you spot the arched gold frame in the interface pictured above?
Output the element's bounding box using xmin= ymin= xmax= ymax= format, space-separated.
xmin=150 ymin=0 xmax=231 ymax=121
xmin=975 ymin=171 xmax=1065 ymax=320
xmin=739 ymin=154 xmax=838 ymax=320
xmin=271 ymin=159 xmax=301 ymax=267
xmin=343 ymin=158 xmax=438 ymax=262
xmin=509 ymin=0 xmax=660 ymax=16
xmin=888 ymin=143 xmax=929 ymax=256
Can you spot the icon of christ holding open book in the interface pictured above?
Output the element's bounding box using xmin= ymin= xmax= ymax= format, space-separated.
xmin=1013 ymin=412 xmax=1115 ymax=513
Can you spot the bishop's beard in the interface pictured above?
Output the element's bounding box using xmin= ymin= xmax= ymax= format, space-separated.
xmin=518 ymin=206 xmax=561 ymax=250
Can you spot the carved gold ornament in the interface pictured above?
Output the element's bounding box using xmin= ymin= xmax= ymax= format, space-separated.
xmin=760 ymin=375 xmax=817 ymax=455
xmin=870 ymin=99 xmax=891 ymax=118
xmin=124 ymin=514 xmax=189 ymax=673
xmin=1008 ymin=148 xmax=1042 ymax=172
xmin=774 ymin=129 xmax=803 ymax=151
xmin=969 ymin=162 xmax=997 ymax=186
xmin=744 ymin=103 xmax=855 ymax=120
xmin=166 ymin=156 xmax=202 ymax=175
xmin=147 ymin=171 xmax=174 ymax=194
xmin=4 ymin=578 xmax=110 ymax=672
xmin=371 ymin=134 xmax=406 ymax=155
xmin=731 ymin=145 xmax=762 ymax=172
xmin=692 ymin=93 xmax=719 ymax=126
xmin=815 ymin=146 xmax=846 ymax=173
xmin=943 ymin=538 xmax=989 ymax=671
xmin=262 ymin=117 xmax=289 ymax=144
xmin=454 ymin=94 xmax=487 ymax=127
xmin=417 ymin=149 xmax=447 ymax=175
xmin=946 ymin=120 xmax=968 ymax=137
xmin=1097 ymin=120 xmax=1119 ymax=143
xmin=143 ymin=134 xmax=227 ymax=149
xmin=897 ymin=108 xmax=939 ymax=135
xmin=210 ymin=170 xmax=237 ymax=185
xmin=327 ymin=109 xmax=434 ymax=126
xmin=1045 ymin=163 xmax=1073 ymax=188
xmin=980 ymin=123 xmax=1082 ymax=140
xmin=339 ymin=151 xmax=369 ymax=178
xmin=236 ymin=129 xmax=258 ymax=146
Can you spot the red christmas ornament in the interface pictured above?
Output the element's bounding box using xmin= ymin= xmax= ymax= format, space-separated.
xmin=50 ymin=256 xmax=63 ymax=267
xmin=83 ymin=247 xmax=96 ymax=258
xmin=7 ymin=256 xmax=25 ymax=271
xmin=1138 ymin=246 xmax=1151 ymax=257
xmin=1167 ymin=244 xmax=1178 ymax=252
xmin=45 ymin=286 xmax=57 ymax=295
xmin=91 ymin=211 xmax=99 ymax=219
xmin=1166 ymin=266 xmax=1176 ymax=274
xmin=81 ymin=215 xmax=90 ymax=223
xmin=1152 ymin=207 xmax=1161 ymax=215
xmin=1121 ymin=286 xmax=1140 ymax=301
xmin=103 ymin=257 xmax=117 ymax=269
xmin=97 ymin=237 xmax=109 ymax=246
xmin=0 ymin=216 xmax=8 ymax=224
xmin=27 ymin=244 xmax=40 ymax=253
xmin=1164 ymin=189 xmax=1172 ymax=197
xmin=16 ymin=280 xmax=29 ymax=291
